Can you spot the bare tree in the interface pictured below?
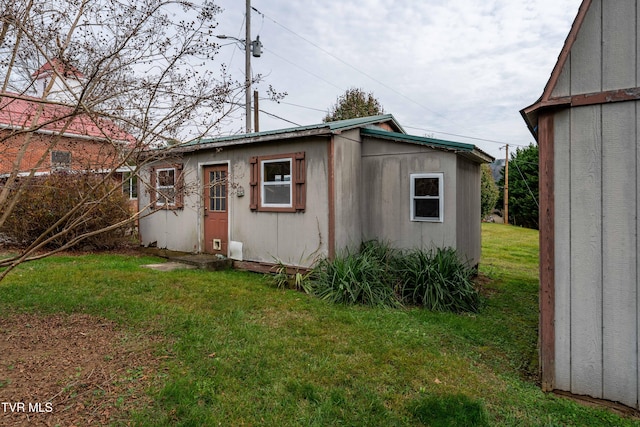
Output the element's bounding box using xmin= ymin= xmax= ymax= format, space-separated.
xmin=0 ymin=0 xmax=248 ymax=279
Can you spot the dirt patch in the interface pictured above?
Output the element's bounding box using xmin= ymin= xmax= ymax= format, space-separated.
xmin=0 ymin=313 xmax=162 ymax=426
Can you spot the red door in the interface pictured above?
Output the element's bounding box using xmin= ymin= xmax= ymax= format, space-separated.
xmin=203 ymin=165 xmax=228 ymax=255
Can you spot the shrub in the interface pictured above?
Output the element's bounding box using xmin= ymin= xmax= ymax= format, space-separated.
xmin=311 ymin=241 xmax=480 ymax=313
xmin=271 ymin=260 xmax=314 ymax=294
xmin=1 ymin=172 xmax=133 ymax=249
xmin=396 ymin=247 xmax=480 ymax=313
xmin=311 ymin=241 xmax=401 ymax=308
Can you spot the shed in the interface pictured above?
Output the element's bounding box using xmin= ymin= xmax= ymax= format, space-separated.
xmin=521 ymin=0 xmax=640 ymax=408
xmin=138 ymin=115 xmax=492 ymax=271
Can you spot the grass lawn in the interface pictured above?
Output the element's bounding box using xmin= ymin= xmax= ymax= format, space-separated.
xmin=1 ymin=223 xmax=638 ymax=426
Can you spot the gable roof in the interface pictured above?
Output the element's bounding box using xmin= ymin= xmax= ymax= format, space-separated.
xmin=171 ymin=114 xmax=492 ymax=163
xmin=32 ymin=59 xmax=84 ymax=80
xmin=0 ymin=93 xmax=134 ymax=144
xmin=176 ymin=114 xmax=404 ymax=152
xmin=520 ymin=0 xmax=640 ymax=138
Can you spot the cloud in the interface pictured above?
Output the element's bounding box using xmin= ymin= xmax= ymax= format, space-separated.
xmin=213 ymin=0 xmax=582 ymax=156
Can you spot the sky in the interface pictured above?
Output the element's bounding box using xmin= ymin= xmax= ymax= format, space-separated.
xmin=211 ymin=0 xmax=583 ymax=159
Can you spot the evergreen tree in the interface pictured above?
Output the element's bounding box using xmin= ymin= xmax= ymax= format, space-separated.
xmin=481 ymin=164 xmax=499 ymax=219
xmin=497 ymin=144 xmax=539 ymax=229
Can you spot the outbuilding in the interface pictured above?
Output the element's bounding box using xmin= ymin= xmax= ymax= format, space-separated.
xmin=138 ymin=114 xmax=492 ymax=271
xmin=521 ymin=0 xmax=640 ymax=409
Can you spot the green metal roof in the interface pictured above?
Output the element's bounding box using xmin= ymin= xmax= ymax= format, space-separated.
xmin=361 ymin=128 xmax=494 ymax=163
xmin=170 ymin=114 xmax=493 ymax=163
xmin=361 ymin=127 xmax=475 ymax=151
xmin=183 ymin=114 xmax=404 ymax=147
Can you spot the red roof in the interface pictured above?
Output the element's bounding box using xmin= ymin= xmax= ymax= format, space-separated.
xmin=0 ymin=94 xmax=135 ymax=144
xmin=32 ymin=59 xmax=84 ymax=79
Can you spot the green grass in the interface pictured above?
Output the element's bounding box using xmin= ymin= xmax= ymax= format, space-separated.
xmin=1 ymin=224 xmax=639 ymax=426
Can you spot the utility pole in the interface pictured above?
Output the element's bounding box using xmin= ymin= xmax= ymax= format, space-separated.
xmin=253 ymin=90 xmax=259 ymax=132
xmin=245 ymin=0 xmax=251 ymax=133
xmin=503 ymin=144 xmax=509 ymax=225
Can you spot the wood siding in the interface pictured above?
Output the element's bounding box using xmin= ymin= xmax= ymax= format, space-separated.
xmin=455 ymin=157 xmax=481 ymax=266
xmin=360 ymin=137 xmax=482 ymax=266
xmin=138 ymin=137 xmax=331 ymax=266
xmin=139 ymin=131 xmax=486 ymax=271
xmin=544 ymin=0 xmax=640 ymax=408
xmin=333 ymin=130 xmax=363 ymax=252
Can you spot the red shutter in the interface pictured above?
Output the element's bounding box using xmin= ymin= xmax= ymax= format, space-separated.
xmin=294 ymin=152 xmax=306 ymax=211
xmin=174 ymin=163 xmax=184 ymax=208
xmin=149 ymin=166 xmax=157 ymax=206
xmin=249 ymin=156 xmax=258 ymax=210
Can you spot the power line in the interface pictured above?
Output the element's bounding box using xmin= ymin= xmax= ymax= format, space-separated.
xmin=258 ymin=108 xmax=301 ymax=126
xmin=512 ymin=157 xmax=539 ymax=208
xmin=403 ymin=125 xmax=529 ymax=147
xmin=253 ymin=7 xmax=464 ymax=128
xmin=263 ymin=48 xmax=343 ymax=91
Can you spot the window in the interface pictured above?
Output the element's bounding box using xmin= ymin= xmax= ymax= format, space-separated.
xmin=209 ymin=170 xmax=227 ymax=212
xmin=250 ymin=152 xmax=305 ymax=212
xmin=51 ymin=150 xmax=71 ymax=171
xmin=262 ymin=158 xmax=292 ymax=207
xmin=122 ymin=172 xmax=138 ymax=200
xmin=410 ymin=173 xmax=443 ymax=222
xmin=150 ymin=164 xmax=183 ymax=209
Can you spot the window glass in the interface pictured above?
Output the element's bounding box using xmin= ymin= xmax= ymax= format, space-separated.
xmin=122 ymin=173 xmax=137 ymax=199
xmin=209 ymin=171 xmax=226 ymax=211
xmin=156 ymin=168 xmax=176 ymax=205
xmin=51 ymin=150 xmax=71 ymax=170
xmin=415 ymin=199 xmax=440 ymax=218
xmin=262 ymin=159 xmax=292 ymax=206
xmin=411 ymin=173 xmax=443 ymax=222
xmin=264 ymin=161 xmax=291 ymax=182
xmin=414 ymin=178 xmax=439 ymax=197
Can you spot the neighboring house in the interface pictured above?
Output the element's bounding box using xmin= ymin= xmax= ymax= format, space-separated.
xmin=0 ymin=60 xmax=137 ymax=205
xmin=521 ymin=0 xmax=640 ymax=409
xmin=138 ymin=114 xmax=493 ymax=271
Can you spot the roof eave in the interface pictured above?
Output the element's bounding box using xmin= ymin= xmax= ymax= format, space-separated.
xmin=520 ymin=0 xmax=591 ymax=139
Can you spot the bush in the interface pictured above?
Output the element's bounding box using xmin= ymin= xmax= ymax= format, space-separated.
xmin=310 ymin=241 xmax=480 ymax=313
xmin=396 ymin=247 xmax=480 ymax=313
xmin=311 ymin=241 xmax=401 ymax=308
xmin=1 ymin=172 xmax=133 ymax=249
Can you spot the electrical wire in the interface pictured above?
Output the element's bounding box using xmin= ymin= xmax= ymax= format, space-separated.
xmin=252 ymin=7 xmax=461 ymax=127
xmin=511 ymin=159 xmax=539 ymax=208
xmin=244 ymin=5 xmax=530 ymax=149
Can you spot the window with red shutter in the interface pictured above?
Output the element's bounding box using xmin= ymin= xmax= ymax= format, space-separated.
xmin=249 ymin=152 xmax=305 ymax=212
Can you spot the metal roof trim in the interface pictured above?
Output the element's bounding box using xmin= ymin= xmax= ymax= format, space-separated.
xmin=176 ymin=114 xmax=404 ymax=152
xmin=361 ymin=127 xmax=494 ymax=163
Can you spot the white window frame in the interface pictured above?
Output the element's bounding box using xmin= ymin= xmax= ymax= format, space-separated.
xmin=122 ymin=172 xmax=138 ymax=200
xmin=410 ymin=173 xmax=444 ymax=222
xmin=261 ymin=158 xmax=292 ymax=208
xmin=155 ymin=167 xmax=177 ymax=207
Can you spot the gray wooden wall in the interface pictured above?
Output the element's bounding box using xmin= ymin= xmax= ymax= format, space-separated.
xmin=551 ymin=0 xmax=640 ymax=408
